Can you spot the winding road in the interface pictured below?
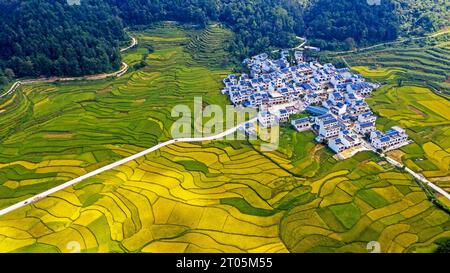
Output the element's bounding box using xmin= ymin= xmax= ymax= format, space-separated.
xmin=1 ymin=29 xmax=449 ymax=217
xmin=327 ymin=28 xmax=450 ymax=56
xmin=0 ymin=119 xmax=257 ymax=217
xmin=0 ymin=33 xmax=138 ymax=99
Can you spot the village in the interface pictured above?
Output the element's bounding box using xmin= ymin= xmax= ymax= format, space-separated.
xmin=222 ymin=50 xmax=411 ymax=159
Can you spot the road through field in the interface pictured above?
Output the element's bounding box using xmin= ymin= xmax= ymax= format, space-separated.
xmin=328 ymin=27 xmax=450 ymax=55
xmin=0 ymin=33 xmax=138 ymax=99
xmin=384 ymin=156 xmax=450 ymax=200
xmin=0 ymin=118 xmax=257 ymax=217
xmin=359 ymin=139 xmax=450 ymax=201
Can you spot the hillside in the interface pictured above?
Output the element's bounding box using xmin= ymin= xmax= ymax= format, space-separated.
xmin=0 ymin=0 xmax=124 ymax=78
xmin=393 ymin=0 xmax=449 ymax=35
xmin=0 ymin=24 xmax=449 ymax=253
xmin=0 ymin=0 xmax=447 ymax=81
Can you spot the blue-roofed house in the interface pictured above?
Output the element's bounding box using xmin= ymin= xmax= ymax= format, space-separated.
xmin=358 ymin=112 xmax=377 ymax=123
xmin=306 ymin=106 xmax=329 ymax=116
xmin=370 ymin=127 xmax=409 ymax=150
xmin=331 ymin=74 xmax=345 ymax=87
xmin=329 ymin=92 xmax=344 ymax=105
xmin=355 ymin=121 xmax=376 ymax=135
xmin=278 ymin=108 xmax=290 ymax=122
xmin=347 ymin=82 xmax=373 ymax=97
xmin=335 ymin=83 xmax=348 ymax=92
xmin=319 ymin=124 xmax=340 ymax=139
xmin=351 ymin=74 xmax=365 ymax=83
xmin=344 ymin=92 xmax=360 ymax=105
xmin=258 ymin=111 xmax=277 ymax=127
xmin=304 ymin=93 xmax=320 ymax=105
xmin=329 ymin=137 xmax=346 ymax=153
xmin=331 ymin=102 xmax=347 ymax=116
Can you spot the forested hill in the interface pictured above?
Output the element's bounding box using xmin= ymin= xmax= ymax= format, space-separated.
xmin=393 ymin=0 xmax=449 ymax=35
xmin=0 ymin=0 xmax=124 ymax=79
xmin=304 ymin=0 xmax=400 ymax=50
xmin=0 ymin=0 xmax=447 ymax=81
xmin=104 ymin=0 xmax=305 ymax=58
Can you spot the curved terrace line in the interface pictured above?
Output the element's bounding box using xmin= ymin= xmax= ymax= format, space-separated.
xmin=0 ymin=118 xmax=257 ymax=217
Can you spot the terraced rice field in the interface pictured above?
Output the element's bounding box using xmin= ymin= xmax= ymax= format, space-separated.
xmin=333 ymin=33 xmax=450 ymax=95
xmin=0 ymin=22 xmax=449 ymax=253
xmin=323 ymin=29 xmax=450 ymax=195
xmin=365 ymin=85 xmax=450 ymax=193
xmin=185 ymin=23 xmax=234 ymax=68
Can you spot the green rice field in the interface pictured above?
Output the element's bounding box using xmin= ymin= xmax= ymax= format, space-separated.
xmin=0 ymin=22 xmax=449 ymax=253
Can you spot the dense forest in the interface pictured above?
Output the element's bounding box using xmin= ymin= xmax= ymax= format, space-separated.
xmin=304 ymin=0 xmax=400 ymax=50
xmin=0 ymin=0 xmax=447 ymax=80
xmin=105 ymin=0 xmax=304 ymax=58
xmin=0 ymin=0 xmax=124 ymax=78
xmin=393 ymin=0 xmax=449 ymax=35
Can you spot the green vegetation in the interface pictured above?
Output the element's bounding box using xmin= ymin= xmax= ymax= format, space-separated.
xmin=322 ymin=28 xmax=450 ymax=197
xmin=327 ymin=32 xmax=450 ymax=94
xmin=2 ymin=0 xmax=448 ymax=80
xmin=186 ymin=24 xmax=235 ymax=68
xmin=304 ymin=0 xmax=399 ymax=50
xmin=357 ymin=189 xmax=390 ymax=209
xmin=176 ymin=160 xmax=209 ymax=174
xmin=0 ymin=23 xmax=449 ymax=253
xmin=220 ymin=198 xmax=276 ymax=217
xmin=329 ymin=203 xmax=361 ymax=229
xmin=435 ymin=237 xmax=450 ymax=253
xmin=0 ymin=22 xmax=229 ymax=207
xmin=0 ymin=0 xmax=123 ymax=78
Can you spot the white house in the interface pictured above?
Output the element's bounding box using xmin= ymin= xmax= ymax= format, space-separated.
xmin=329 ymin=138 xmax=347 ymax=153
xmin=351 ymin=100 xmax=371 ymax=115
xmin=340 ymin=130 xmax=361 ymax=147
xmin=304 ymin=93 xmax=320 ymax=105
xmin=314 ymin=113 xmax=334 ymax=126
xmin=328 ymin=130 xmax=361 ymax=153
xmin=344 ymin=93 xmax=360 ymax=105
xmin=330 ymin=102 xmax=347 ymax=116
xmin=358 ymin=112 xmax=377 ymax=123
xmin=277 ymin=108 xmax=290 ymax=122
xmin=347 ymin=83 xmax=373 ymax=97
xmin=330 ymin=75 xmax=345 ymax=87
xmin=329 ymin=92 xmax=344 ymax=105
xmin=292 ymin=117 xmax=312 ymax=132
xmin=371 ymin=127 xmax=409 ymax=150
xmin=351 ymin=74 xmax=365 ymax=83
xmin=355 ymin=121 xmax=376 ymax=135
xmin=295 ymin=51 xmax=304 ymax=63
xmin=258 ymin=111 xmax=277 ymax=127
xmin=319 ymin=125 xmax=340 ymax=140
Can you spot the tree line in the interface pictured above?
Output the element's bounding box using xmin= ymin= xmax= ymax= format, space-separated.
xmin=0 ymin=0 xmax=123 ymax=79
xmin=0 ymin=0 xmax=446 ymax=81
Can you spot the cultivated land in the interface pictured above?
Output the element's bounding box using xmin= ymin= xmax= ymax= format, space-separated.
xmin=330 ymin=32 xmax=450 ymax=96
xmin=0 ymin=22 xmax=449 ymax=253
xmin=323 ymin=32 xmax=450 ymax=195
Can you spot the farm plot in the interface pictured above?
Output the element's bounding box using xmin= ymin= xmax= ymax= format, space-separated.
xmin=333 ymin=35 xmax=450 ymax=94
xmin=0 ymin=22 xmax=449 ymax=253
xmin=325 ymin=34 xmax=450 ymax=192
xmin=364 ymin=84 xmax=450 ymax=190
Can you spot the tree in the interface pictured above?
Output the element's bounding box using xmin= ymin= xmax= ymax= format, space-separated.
xmin=435 ymin=238 xmax=450 ymax=253
xmin=4 ymin=68 xmax=15 ymax=79
xmin=0 ymin=76 xmax=8 ymax=85
xmin=345 ymin=37 xmax=356 ymax=50
xmin=0 ymin=0 xmax=124 ymax=78
xmin=133 ymin=61 xmax=147 ymax=70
